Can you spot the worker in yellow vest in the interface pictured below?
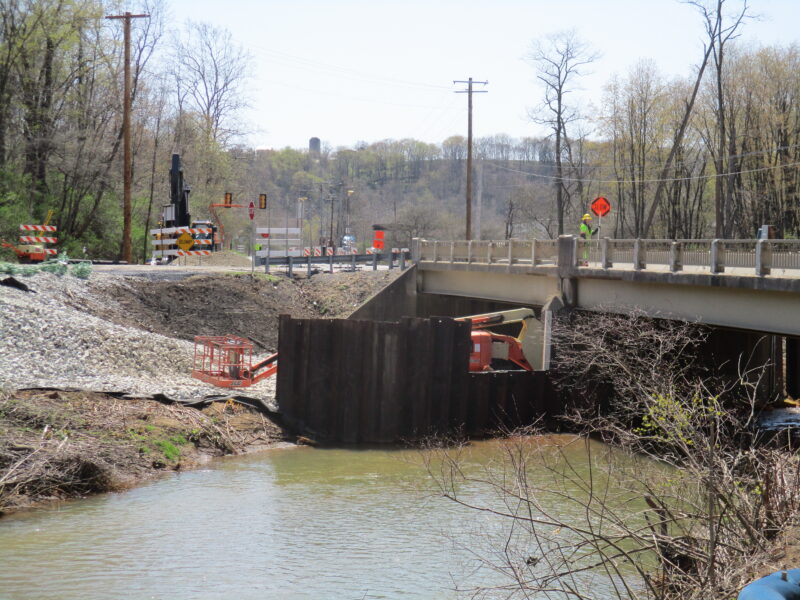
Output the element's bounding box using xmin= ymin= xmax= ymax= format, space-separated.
xmin=579 ymin=214 xmax=599 ymax=265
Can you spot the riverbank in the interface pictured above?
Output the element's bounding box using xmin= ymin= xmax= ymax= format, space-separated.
xmin=0 ymin=388 xmax=290 ymax=515
xmin=0 ymin=261 xmax=401 ymax=515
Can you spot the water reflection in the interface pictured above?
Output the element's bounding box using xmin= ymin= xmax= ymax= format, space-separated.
xmin=0 ymin=437 xmax=620 ymax=600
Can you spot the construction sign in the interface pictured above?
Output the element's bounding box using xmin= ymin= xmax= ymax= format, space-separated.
xmin=591 ymin=196 xmax=611 ymax=217
xmin=176 ymin=232 xmax=194 ymax=251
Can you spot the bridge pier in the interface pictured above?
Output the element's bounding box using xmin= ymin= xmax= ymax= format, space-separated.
xmin=558 ymin=235 xmax=578 ymax=308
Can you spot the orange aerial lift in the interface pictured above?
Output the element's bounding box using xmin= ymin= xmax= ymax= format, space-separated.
xmin=456 ymin=308 xmax=538 ymax=372
xmin=192 ymin=335 xmax=278 ymax=388
xmin=192 ymin=308 xmax=540 ymax=389
xmin=2 ymin=210 xmax=57 ymax=263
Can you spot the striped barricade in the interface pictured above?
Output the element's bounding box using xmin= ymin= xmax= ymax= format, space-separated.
xmin=148 ymin=227 xmax=213 ymax=236
xmin=20 ymin=225 xmax=57 ymax=232
xmin=314 ymin=247 xmax=322 ymax=257
xmin=19 ymin=236 xmax=57 ymax=244
xmin=19 ymin=224 xmax=58 ymax=256
xmin=150 ymin=238 xmax=213 ymax=246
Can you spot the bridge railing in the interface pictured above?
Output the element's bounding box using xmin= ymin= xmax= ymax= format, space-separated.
xmin=770 ymin=240 xmax=800 ymax=270
xmin=416 ymin=237 xmax=800 ymax=277
xmin=415 ymin=238 xmax=559 ymax=267
xmin=573 ymin=238 xmax=800 ymax=276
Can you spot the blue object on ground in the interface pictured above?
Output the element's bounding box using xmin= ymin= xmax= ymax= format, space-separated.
xmin=739 ymin=569 xmax=800 ymax=600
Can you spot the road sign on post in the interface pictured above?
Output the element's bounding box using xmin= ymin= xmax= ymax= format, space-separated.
xmin=591 ymin=196 xmax=611 ymax=217
xmin=176 ymin=232 xmax=194 ymax=251
xmin=248 ymin=201 xmax=255 ymax=220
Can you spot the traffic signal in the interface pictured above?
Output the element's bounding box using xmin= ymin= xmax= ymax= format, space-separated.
xmin=259 ymin=193 xmax=267 ymax=209
xmin=224 ymin=192 xmax=232 ymax=206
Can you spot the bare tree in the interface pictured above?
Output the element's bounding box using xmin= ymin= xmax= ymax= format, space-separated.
xmin=690 ymin=0 xmax=751 ymax=238
xmin=171 ymin=20 xmax=251 ymax=147
xmin=642 ymin=0 xmax=749 ymax=237
xmin=528 ymin=30 xmax=598 ymax=236
xmin=425 ymin=311 xmax=798 ymax=599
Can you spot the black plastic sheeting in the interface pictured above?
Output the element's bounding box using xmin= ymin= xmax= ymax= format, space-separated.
xmin=1 ymin=277 xmax=33 ymax=293
xmin=16 ymin=387 xmax=281 ymax=419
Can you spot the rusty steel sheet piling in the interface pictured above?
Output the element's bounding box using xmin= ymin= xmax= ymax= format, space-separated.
xmin=277 ymin=315 xmax=558 ymax=443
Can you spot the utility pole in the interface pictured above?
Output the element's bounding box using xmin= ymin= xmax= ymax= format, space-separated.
xmin=106 ymin=11 xmax=149 ymax=264
xmin=454 ymin=77 xmax=487 ymax=240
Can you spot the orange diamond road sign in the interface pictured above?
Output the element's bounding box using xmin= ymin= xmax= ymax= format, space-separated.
xmin=591 ymin=196 xmax=611 ymax=217
xmin=176 ymin=232 xmax=194 ymax=251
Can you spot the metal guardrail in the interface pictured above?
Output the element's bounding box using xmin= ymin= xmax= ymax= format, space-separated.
xmin=414 ymin=237 xmax=800 ymax=277
xmin=262 ymin=251 xmax=411 ymax=276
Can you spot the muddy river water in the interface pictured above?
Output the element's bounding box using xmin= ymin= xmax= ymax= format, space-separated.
xmin=0 ymin=437 xmax=618 ymax=599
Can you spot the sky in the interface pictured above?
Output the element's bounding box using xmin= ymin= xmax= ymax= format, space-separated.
xmin=161 ymin=0 xmax=800 ymax=151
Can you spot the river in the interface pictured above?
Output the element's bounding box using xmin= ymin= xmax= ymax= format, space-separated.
xmin=0 ymin=436 xmax=622 ymax=599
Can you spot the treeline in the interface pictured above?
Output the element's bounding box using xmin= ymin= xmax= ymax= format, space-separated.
xmin=1 ymin=0 xmax=799 ymax=262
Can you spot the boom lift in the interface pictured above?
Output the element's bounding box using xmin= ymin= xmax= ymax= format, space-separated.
xmin=456 ymin=308 xmax=540 ymax=372
xmin=2 ymin=210 xmax=56 ymax=263
xmin=192 ymin=335 xmax=278 ymax=388
xmin=192 ymin=307 xmax=547 ymax=389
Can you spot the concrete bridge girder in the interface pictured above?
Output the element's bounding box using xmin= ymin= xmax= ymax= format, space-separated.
xmin=419 ymin=268 xmax=561 ymax=308
xmin=577 ymin=278 xmax=800 ymax=337
xmin=416 ymin=263 xmax=800 ymax=337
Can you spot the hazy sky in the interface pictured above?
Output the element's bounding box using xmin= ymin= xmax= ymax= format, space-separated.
xmin=162 ymin=0 xmax=800 ymax=151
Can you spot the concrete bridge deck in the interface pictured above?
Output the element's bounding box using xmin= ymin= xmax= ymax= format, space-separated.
xmin=413 ymin=237 xmax=800 ymax=336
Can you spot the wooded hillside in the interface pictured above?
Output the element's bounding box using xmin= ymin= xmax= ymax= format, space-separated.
xmin=1 ymin=0 xmax=798 ymax=262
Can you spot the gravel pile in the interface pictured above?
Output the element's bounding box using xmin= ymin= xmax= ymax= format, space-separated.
xmin=0 ymin=272 xmax=276 ymax=401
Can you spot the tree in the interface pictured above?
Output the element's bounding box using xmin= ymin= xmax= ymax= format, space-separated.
xmin=426 ymin=311 xmax=798 ymax=599
xmin=698 ymin=0 xmax=750 ymax=238
xmin=170 ymin=20 xmax=251 ymax=147
xmin=528 ymin=30 xmax=597 ymax=236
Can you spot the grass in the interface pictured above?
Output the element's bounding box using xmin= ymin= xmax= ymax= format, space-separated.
xmin=126 ymin=426 xmax=191 ymax=462
xmin=154 ymin=440 xmax=181 ymax=462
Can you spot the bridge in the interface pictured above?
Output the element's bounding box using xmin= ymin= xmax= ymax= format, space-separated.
xmin=411 ymin=236 xmax=800 ymax=337
xmin=279 ymin=236 xmax=800 ymax=442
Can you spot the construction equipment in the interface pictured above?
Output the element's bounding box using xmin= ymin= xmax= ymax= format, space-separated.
xmin=192 ymin=335 xmax=278 ymax=388
xmin=456 ymin=308 xmax=541 ymax=372
xmin=2 ymin=210 xmax=57 ymax=263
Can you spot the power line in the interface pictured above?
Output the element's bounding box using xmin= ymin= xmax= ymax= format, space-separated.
xmin=487 ymin=159 xmax=800 ymax=185
xmin=247 ymin=44 xmax=452 ymax=91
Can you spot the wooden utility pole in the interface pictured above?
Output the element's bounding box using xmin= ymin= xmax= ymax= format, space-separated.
xmin=106 ymin=12 xmax=149 ymax=264
xmin=454 ymin=77 xmax=487 ymax=240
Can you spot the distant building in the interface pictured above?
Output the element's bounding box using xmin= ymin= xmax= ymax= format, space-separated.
xmin=309 ymin=137 xmax=321 ymax=156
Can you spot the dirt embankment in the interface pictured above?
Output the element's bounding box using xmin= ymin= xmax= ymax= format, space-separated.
xmin=0 ymin=389 xmax=289 ymax=515
xmin=0 ymin=266 xmax=401 ymax=515
xmin=86 ymin=270 xmax=400 ymax=350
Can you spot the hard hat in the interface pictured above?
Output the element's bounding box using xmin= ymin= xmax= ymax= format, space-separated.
xmin=582 ymin=213 xmax=592 ymax=220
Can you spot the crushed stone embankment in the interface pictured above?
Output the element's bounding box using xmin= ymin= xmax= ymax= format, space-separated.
xmin=0 ymin=267 xmax=400 ymax=514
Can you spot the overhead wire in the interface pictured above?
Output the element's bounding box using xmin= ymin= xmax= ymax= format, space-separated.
xmin=487 ymin=158 xmax=800 ymax=185
xmin=246 ymin=43 xmax=452 ymax=92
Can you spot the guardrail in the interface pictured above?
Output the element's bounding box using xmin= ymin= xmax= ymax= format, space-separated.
xmin=261 ymin=250 xmax=411 ymax=276
xmin=414 ymin=237 xmax=800 ymax=277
